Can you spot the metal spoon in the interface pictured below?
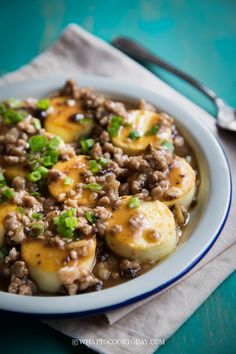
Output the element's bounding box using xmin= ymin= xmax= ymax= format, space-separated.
xmin=112 ymin=37 xmax=236 ymax=132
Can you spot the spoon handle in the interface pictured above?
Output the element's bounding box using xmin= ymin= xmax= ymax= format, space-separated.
xmin=112 ymin=37 xmax=220 ymax=104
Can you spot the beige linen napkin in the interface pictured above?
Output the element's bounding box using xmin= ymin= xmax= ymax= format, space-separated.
xmin=0 ymin=25 xmax=235 ymax=354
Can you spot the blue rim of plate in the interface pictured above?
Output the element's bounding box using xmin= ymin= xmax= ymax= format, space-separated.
xmin=0 ymin=77 xmax=232 ymax=318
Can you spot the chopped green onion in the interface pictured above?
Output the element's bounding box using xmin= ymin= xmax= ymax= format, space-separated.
xmin=30 ymin=191 xmax=41 ymax=197
xmin=80 ymin=138 xmax=95 ymax=151
xmin=6 ymin=98 xmax=22 ymax=108
xmin=48 ymin=136 xmax=61 ymax=150
xmin=42 ymin=156 xmax=52 ymax=166
xmin=2 ymin=109 xmax=27 ymax=125
xmin=57 ymin=227 xmax=74 ymax=239
xmin=0 ymin=172 xmax=6 ymax=189
xmin=0 ymin=172 xmax=5 ymax=181
xmin=64 ymin=177 xmax=74 ymax=185
xmin=79 ymin=118 xmax=93 ymax=125
xmin=27 ymin=171 xmax=41 ymax=182
xmin=65 ymin=216 xmax=78 ymax=228
xmin=27 ymin=164 xmax=48 ymax=183
xmin=37 ymin=98 xmax=50 ymax=110
xmin=86 ymin=210 xmax=95 ymax=224
xmin=108 ymin=115 xmax=123 ymax=137
xmin=43 ymin=150 xmax=59 ymax=167
xmin=98 ymin=157 xmax=108 ymax=166
xmin=84 ymin=183 xmax=102 ymax=191
xmin=27 ymin=134 xmax=61 ymax=171
xmin=129 ymin=131 xmax=141 ymax=140
xmin=53 ymin=208 xmax=75 ymax=222
xmin=0 ymin=246 xmax=9 ymax=259
xmin=17 ymin=206 xmax=25 ymax=214
xmin=2 ymin=188 xmax=14 ymax=199
xmin=127 ymin=196 xmax=141 ymax=209
xmin=53 ymin=208 xmax=77 ymax=239
xmin=37 ymin=166 xmax=48 ymax=178
xmin=108 ymin=126 xmax=119 ymax=138
xmin=53 ymin=216 xmax=59 ymax=225
xmin=89 ymin=160 xmax=100 ymax=174
xmin=29 ymin=223 xmax=44 ymax=237
xmin=32 ymin=212 xmax=43 ymax=220
xmin=161 ymin=140 xmax=174 ymax=152
xmin=111 ymin=115 xmax=123 ymax=125
xmin=145 ymin=124 xmax=160 ymax=136
xmin=33 ymin=118 xmax=41 ymax=130
xmin=0 ymin=181 xmax=6 ymax=188
xmin=49 ymin=150 xmax=59 ymax=164
xmin=29 ymin=135 xmax=47 ymax=152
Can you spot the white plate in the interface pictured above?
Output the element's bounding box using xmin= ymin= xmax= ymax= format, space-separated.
xmin=0 ymin=76 xmax=232 ymax=316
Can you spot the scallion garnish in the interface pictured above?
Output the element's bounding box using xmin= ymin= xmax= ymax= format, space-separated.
xmin=27 ymin=171 xmax=42 ymax=182
xmin=161 ymin=140 xmax=174 ymax=152
xmin=89 ymin=160 xmax=100 ymax=174
xmin=30 ymin=191 xmax=41 ymax=197
xmin=64 ymin=177 xmax=74 ymax=185
xmin=6 ymin=98 xmax=22 ymax=108
xmin=129 ymin=130 xmax=141 ymax=140
xmin=33 ymin=118 xmax=41 ymax=130
xmin=86 ymin=210 xmax=96 ymax=224
xmin=27 ymin=134 xmax=61 ymax=178
xmin=29 ymin=223 xmax=44 ymax=237
xmin=2 ymin=109 xmax=27 ymax=125
xmin=127 ymin=196 xmax=141 ymax=209
xmin=48 ymin=136 xmax=61 ymax=150
xmin=37 ymin=166 xmax=48 ymax=178
xmin=79 ymin=118 xmax=93 ymax=125
xmin=53 ymin=208 xmax=78 ymax=239
xmin=42 ymin=156 xmax=52 ymax=166
xmin=0 ymin=172 xmax=6 ymax=188
xmin=32 ymin=212 xmax=43 ymax=220
xmin=29 ymin=135 xmax=47 ymax=152
xmin=17 ymin=206 xmax=25 ymax=214
xmin=98 ymin=157 xmax=108 ymax=166
xmin=83 ymin=183 xmax=102 ymax=191
xmin=145 ymin=124 xmax=160 ymax=136
xmin=80 ymin=138 xmax=95 ymax=151
xmin=2 ymin=188 xmax=15 ymax=199
xmin=45 ymin=150 xmax=59 ymax=165
xmin=108 ymin=115 xmax=123 ymax=137
xmin=64 ymin=216 xmax=78 ymax=228
xmin=37 ymin=98 xmax=50 ymax=110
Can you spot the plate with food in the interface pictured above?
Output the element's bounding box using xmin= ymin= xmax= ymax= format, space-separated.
xmin=0 ymin=76 xmax=231 ymax=316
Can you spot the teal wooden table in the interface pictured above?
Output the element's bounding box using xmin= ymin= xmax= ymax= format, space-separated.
xmin=0 ymin=1 xmax=235 ymax=353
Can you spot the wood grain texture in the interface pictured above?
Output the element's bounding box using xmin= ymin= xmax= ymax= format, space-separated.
xmin=0 ymin=1 xmax=235 ymax=353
